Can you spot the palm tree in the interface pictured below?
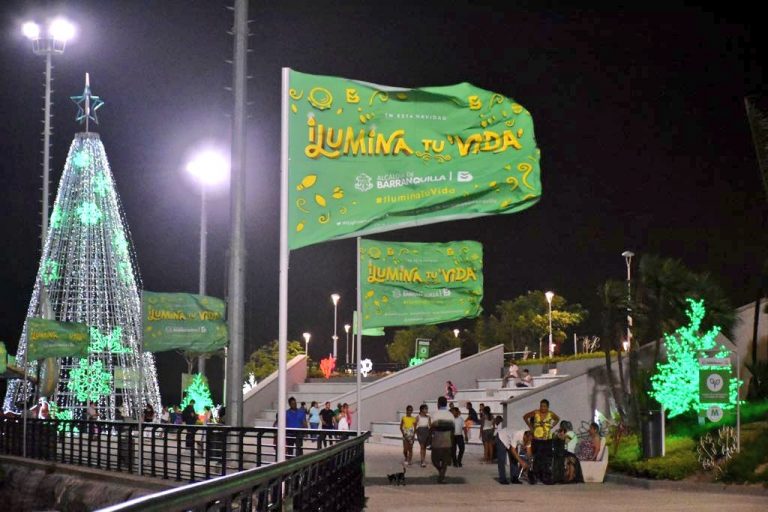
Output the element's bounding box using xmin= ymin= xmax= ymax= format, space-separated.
xmin=598 ymin=280 xmax=629 ymax=421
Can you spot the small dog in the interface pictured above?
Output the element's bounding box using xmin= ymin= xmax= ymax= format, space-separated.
xmin=387 ymin=464 xmax=406 ymax=486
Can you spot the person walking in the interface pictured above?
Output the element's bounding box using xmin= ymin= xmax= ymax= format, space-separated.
xmin=415 ymin=404 xmax=431 ymax=467
xmin=430 ymin=396 xmax=455 ymax=483
xmin=451 ymin=406 xmax=466 ymax=467
xmin=317 ymin=401 xmax=336 ymax=448
xmin=286 ymin=396 xmax=308 ymax=457
xmin=400 ymin=405 xmax=416 ymax=465
xmin=182 ymin=400 xmax=197 ymax=449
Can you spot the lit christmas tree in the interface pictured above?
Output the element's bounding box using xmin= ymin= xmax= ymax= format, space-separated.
xmin=649 ymin=298 xmax=740 ymax=417
xmin=3 ymin=76 xmax=161 ymax=419
xmin=180 ymin=374 xmax=214 ymax=415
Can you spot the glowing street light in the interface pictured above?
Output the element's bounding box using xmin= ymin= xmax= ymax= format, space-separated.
xmin=303 ymin=332 xmax=311 ymax=355
xmin=344 ymin=323 xmax=351 ymax=366
xmin=186 ymin=150 xmax=229 ymax=375
xmin=453 ymin=328 xmax=460 ymax=338
xmin=331 ymin=293 xmax=340 ymax=359
xmin=545 ymin=291 xmax=555 ymax=357
xmin=22 ymin=17 xmax=75 ymax=254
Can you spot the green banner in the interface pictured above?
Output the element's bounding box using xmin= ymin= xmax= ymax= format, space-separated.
xmin=142 ymin=292 xmax=228 ymax=353
xmin=352 ymin=310 xmax=385 ymax=336
xmin=27 ymin=317 xmax=89 ymax=360
xmin=699 ymin=367 xmax=731 ymax=404
xmin=287 ymin=70 xmax=541 ymax=250
xmin=360 ymin=239 xmax=483 ymax=328
xmin=0 ymin=342 xmax=6 ymax=373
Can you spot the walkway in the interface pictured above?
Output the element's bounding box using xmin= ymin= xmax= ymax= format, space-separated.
xmin=363 ymin=443 xmax=768 ymax=511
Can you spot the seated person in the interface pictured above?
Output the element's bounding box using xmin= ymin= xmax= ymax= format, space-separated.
xmin=501 ymin=361 xmax=520 ymax=388
xmin=557 ymin=420 xmax=578 ymax=453
xmin=575 ymin=422 xmax=602 ymax=461
xmin=516 ymin=369 xmax=534 ymax=387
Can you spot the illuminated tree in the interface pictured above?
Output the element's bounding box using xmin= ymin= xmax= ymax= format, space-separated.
xmin=649 ymin=299 xmax=739 ymax=417
xmin=3 ymin=131 xmax=161 ymax=419
xmin=180 ymin=373 xmax=214 ymax=414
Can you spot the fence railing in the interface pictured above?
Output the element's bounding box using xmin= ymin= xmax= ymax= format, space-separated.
xmin=96 ymin=433 xmax=368 ymax=512
xmin=0 ymin=418 xmax=358 ymax=483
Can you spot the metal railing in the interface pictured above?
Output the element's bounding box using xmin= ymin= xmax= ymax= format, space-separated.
xmin=97 ymin=433 xmax=368 ymax=512
xmin=0 ymin=418 xmax=358 ymax=483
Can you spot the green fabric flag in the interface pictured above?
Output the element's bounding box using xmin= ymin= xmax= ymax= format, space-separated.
xmin=352 ymin=311 xmax=385 ymax=336
xmin=27 ymin=317 xmax=90 ymax=360
xmin=142 ymin=292 xmax=228 ymax=353
xmin=360 ymin=239 xmax=483 ymax=328
xmin=287 ymin=70 xmax=541 ymax=250
xmin=0 ymin=342 xmax=6 ymax=373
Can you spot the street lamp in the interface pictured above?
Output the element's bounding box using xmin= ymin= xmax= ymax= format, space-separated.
xmin=22 ymin=18 xmax=75 ymax=254
xmin=453 ymin=328 xmax=460 ymax=338
xmin=344 ymin=324 xmax=351 ymax=366
xmin=545 ymin=291 xmax=555 ymax=357
xmin=303 ymin=332 xmax=311 ymax=355
xmin=186 ymin=150 xmax=229 ymax=375
xmin=622 ymin=251 xmax=635 ymax=351
xmin=331 ymin=293 xmax=340 ymax=359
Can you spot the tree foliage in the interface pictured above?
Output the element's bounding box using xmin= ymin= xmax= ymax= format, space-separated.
xmin=244 ymin=340 xmax=304 ymax=381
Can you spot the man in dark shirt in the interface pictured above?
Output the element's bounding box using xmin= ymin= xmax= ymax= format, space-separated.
xmin=317 ymin=401 xmax=336 ymax=449
xmin=182 ymin=400 xmax=197 ymax=448
xmin=465 ymin=402 xmax=480 ymax=424
xmin=286 ymin=396 xmax=307 ymax=456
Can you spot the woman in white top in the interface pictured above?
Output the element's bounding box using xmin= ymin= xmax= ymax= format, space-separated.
xmin=415 ymin=404 xmax=431 ymax=467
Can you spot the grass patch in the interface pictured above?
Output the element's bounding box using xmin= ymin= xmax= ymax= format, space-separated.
xmin=609 ymin=434 xmax=699 ymax=480
xmin=720 ymin=422 xmax=768 ymax=485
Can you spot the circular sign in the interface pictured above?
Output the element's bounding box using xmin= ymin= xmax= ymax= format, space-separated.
xmin=706 ymin=405 xmax=723 ymax=422
xmin=706 ymin=373 xmax=724 ymax=392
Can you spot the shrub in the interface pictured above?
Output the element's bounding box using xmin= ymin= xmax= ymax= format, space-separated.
xmin=720 ymin=425 xmax=768 ymax=484
xmin=517 ymin=351 xmax=617 ymax=366
xmin=609 ymin=434 xmax=699 ymax=480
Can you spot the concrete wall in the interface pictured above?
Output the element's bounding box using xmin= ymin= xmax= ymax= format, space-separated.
xmin=337 ymin=345 xmax=504 ymax=431
xmin=732 ymin=299 xmax=768 ymax=371
xmin=242 ymin=354 xmax=307 ymax=426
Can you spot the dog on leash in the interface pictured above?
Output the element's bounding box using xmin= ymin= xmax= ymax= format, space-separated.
xmin=387 ymin=464 xmax=406 ymax=486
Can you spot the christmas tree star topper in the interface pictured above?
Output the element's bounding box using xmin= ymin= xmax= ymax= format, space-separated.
xmin=70 ymin=72 xmax=104 ymax=132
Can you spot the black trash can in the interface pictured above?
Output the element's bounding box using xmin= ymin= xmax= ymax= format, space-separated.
xmin=641 ymin=410 xmax=663 ymax=459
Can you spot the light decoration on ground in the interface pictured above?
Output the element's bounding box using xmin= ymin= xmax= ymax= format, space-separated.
xmin=3 ymin=120 xmax=161 ymax=420
xmin=320 ymin=355 xmax=336 ymax=379
xmin=408 ymin=356 xmax=425 ymax=367
xmin=180 ymin=373 xmax=214 ymax=415
xmin=360 ymin=358 xmax=373 ymax=377
xmin=649 ymin=299 xmax=741 ymax=418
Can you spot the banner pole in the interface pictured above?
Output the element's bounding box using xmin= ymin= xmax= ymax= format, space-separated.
xmin=22 ymin=326 xmax=29 ymax=458
xmin=356 ymin=237 xmax=362 ymax=435
xmin=138 ymin=294 xmax=145 ymax=475
xmin=277 ymin=67 xmax=291 ymax=462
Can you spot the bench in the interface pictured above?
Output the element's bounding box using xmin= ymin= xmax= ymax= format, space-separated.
xmin=580 ymin=437 xmax=608 ymax=483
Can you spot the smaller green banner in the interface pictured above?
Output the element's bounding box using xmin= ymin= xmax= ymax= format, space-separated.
xmin=142 ymin=292 xmax=228 ymax=353
xmin=0 ymin=342 xmax=6 ymax=373
xmin=352 ymin=311 xmax=385 ymax=336
xmin=699 ymin=367 xmax=731 ymax=404
xmin=27 ymin=317 xmax=89 ymax=360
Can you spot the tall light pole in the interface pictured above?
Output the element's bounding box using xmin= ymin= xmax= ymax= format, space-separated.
xmin=344 ymin=323 xmax=351 ymax=366
xmin=186 ymin=151 xmax=228 ymax=375
xmin=22 ymin=18 xmax=75 ymax=254
xmin=303 ymin=332 xmax=311 ymax=356
xmin=622 ymin=251 xmax=635 ymax=351
xmin=331 ymin=293 xmax=340 ymax=359
xmin=545 ymin=291 xmax=555 ymax=357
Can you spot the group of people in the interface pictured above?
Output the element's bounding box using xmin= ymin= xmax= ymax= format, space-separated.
xmin=399 ymin=396 xmax=458 ymax=483
xmin=280 ymin=398 xmax=356 ymax=456
xmin=501 ymin=360 xmax=534 ymax=388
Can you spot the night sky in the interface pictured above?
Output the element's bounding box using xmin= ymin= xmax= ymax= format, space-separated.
xmin=0 ymin=1 xmax=765 ymax=404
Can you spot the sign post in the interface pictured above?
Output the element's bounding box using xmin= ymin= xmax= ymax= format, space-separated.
xmin=698 ymin=354 xmax=740 ymax=451
xmin=416 ymin=339 xmax=431 ymax=360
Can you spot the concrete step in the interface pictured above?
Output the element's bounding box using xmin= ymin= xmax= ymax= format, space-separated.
xmin=452 ymin=387 xmax=535 ymax=402
xmin=475 ymin=374 xmax=567 ymax=389
xmin=422 ymin=399 xmax=506 ymax=415
xmin=293 ymin=382 xmax=358 ymax=393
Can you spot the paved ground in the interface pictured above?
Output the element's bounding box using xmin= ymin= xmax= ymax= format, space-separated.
xmin=363 ymin=443 xmax=768 ymax=511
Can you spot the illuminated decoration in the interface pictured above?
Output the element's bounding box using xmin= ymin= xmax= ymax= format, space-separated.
xmin=49 ymin=403 xmax=78 ymax=433
xmin=320 ymin=355 xmax=336 ymax=379
xmin=89 ymin=326 xmax=130 ymax=354
xmin=3 ymin=127 xmax=161 ymax=420
xmin=76 ymin=201 xmax=102 ymax=225
xmin=649 ymin=299 xmax=741 ymax=418
xmin=180 ymin=373 xmax=214 ymax=415
xmin=408 ymin=356 xmax=425 ymax=367
xmin=67 ymin=358 xmax=112 ymax=402
xmin=243 ymin=373 xmax=257 ymax=394
xmin=360 ymin=358 xmax=373 ymax=377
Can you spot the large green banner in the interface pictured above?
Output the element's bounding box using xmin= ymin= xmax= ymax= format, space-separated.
xmin=26 ymin=317 xmax=89 ymax=360
xmin=360 ymin=239 xmax=483 ymax=328
xmin=0 ymin=342 xmax=6 ymax=373
xmin=287 ymin=70 xmax=541 ymax=250
xmin=142 ymin=292 xmax=228 ymax=353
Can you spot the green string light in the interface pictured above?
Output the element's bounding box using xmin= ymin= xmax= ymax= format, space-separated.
xmin=75 ymin=201 xmax=103 ymax=225
xmin=42 ymin=259 xmax=61 ymax=285
xmin=180 ymin=374 xmax=214 ymax=415
xmin=92 ymin=173 xmax=111 ymax=197
xmin=72 ymin=150 xmax=91 ymax=170
xmin=67 ymin=358 xmax=112 ymax=403
xmin=50 ymin=206 xmax=64 ymax=230
xmin=89 ymin=326 xmax=130 ymax=354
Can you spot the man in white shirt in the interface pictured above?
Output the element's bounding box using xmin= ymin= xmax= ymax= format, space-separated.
xmin=430 ymin=396 xmax=455 ymax=483
xmin=451 ymin=407 xmax=466 ymax=467
xmin=494 ymin=416 xmax=529 ymax=484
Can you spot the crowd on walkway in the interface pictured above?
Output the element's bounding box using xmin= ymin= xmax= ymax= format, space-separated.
xmin=280 ymin=397 xmax=356 ymax=456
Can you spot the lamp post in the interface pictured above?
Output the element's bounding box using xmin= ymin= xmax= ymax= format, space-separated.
xmin=331 ymin=293 xmax=340 ymax=359
xmin=303 ymin=332 xmax=311 ymax=356
xmin=344 ymin=324 xmax=351 ymax=366
xmin=22 ymin=18 xmax=75 ymax=254
xmin=186 ymin=150 xmax=228 ymax=375
xmin=545 ymin=291 xmax=555 ymax=357
xmin=622 ymin=251 xmax=635 ymax=351
xmin=453 ymin=328 xmax=460 ymax=338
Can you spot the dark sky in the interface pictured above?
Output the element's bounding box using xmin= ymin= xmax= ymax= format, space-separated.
xmin=1 ymin=1 xmax=765 ymax=404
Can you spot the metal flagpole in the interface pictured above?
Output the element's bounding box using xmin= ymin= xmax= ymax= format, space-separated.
xmin=22 ymin=328 xmax=29 ymax=458
xmin=277 ymin=67 xmax=291 ymax=462
xmin=355 ymin=237 xmax=362 ymax=435
xmin=138 ymin=294 xmax=145 ymax=475
xmin=736 ymin=350 xmax=741 ymax=453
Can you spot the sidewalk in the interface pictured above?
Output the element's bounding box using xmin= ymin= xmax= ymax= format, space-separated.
xmin=363 ymin=443 xmax=768 ymax=511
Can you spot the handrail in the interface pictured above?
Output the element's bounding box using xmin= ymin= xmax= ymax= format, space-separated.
xmin=97 ymin=433 xmax=370 ymax=512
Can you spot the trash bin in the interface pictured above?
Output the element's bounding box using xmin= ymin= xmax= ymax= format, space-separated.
xmin=641 ymin=410 xmax=663 ymax=459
